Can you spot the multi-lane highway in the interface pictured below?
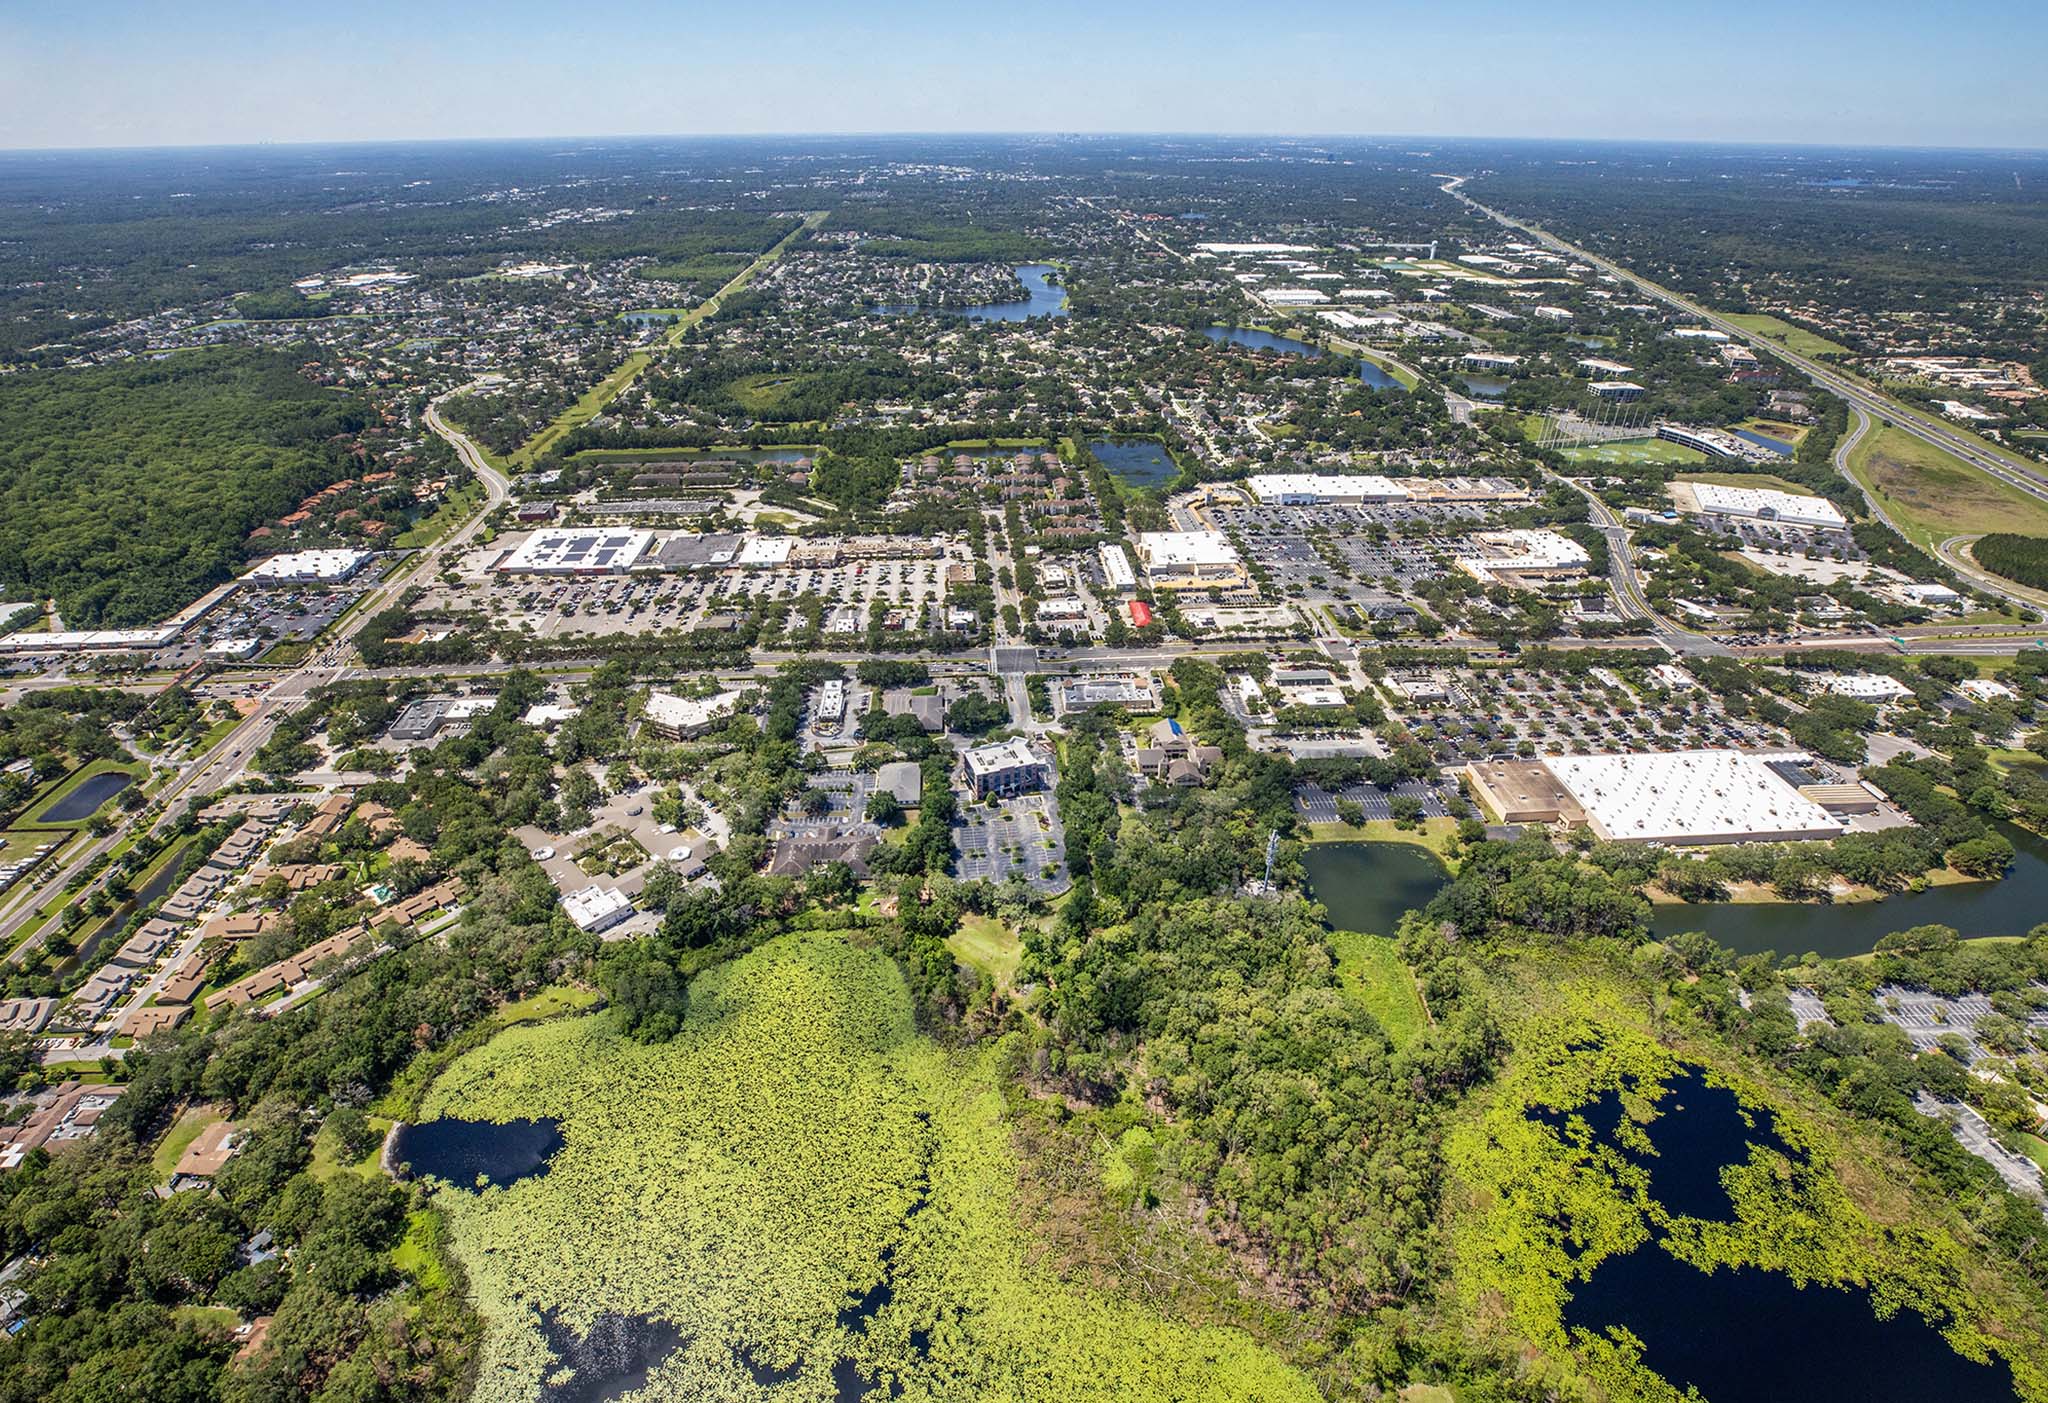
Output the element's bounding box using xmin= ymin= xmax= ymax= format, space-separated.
xmin=0 ymin=388 xmax=509 ymax=964
xmin=1440 ymin=178 xmax=2048 ymax=496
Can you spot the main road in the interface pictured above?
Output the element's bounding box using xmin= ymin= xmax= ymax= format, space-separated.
xmin=0 ymin=389 xmax=509 ymax=964
xmin=1441 ymin=176 xmax=2048 ymax=610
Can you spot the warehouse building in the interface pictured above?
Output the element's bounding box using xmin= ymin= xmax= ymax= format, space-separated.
xmin=1685 ymin=481 xmax=1847 ymax=532
xmin=1546 ymin=750 xmax=1845 ymax=844
xmin=1244 ymin=473 xmax=1409 ymax=505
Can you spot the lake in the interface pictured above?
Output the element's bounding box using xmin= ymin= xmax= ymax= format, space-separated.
xmin=1302 ymin=841 xmax=1450 ymax=936
xmin=1735 ymin=428 xmax=1796 ymax=456
xmin=537 ymin=1308 xmax=684 ymax=1403
xmin=1203 ymin=326 xmax=1404 ymax=388
xmin=1651 ymin=819 xmax=2048 ymax=958
xmin=1547 ymin=1065 xmax=2018 ymax=1403
xmin=1089 ymin=439 xmax=1179 ymax=489
xmin=392 ymin=1115 xmax=564 ymax=1189
xmin=43 ymin=770 xmax=134 ymax=824
xmin=874 ymin=264 xmax=1067 ymax=321
xmin=1459 ymin=375 xmax=1510 ymax=399
xmin=1356 ymin=358 xmax=1403 ymax=390
xmin=1204 ymin=324 xmax=1321 ymax=356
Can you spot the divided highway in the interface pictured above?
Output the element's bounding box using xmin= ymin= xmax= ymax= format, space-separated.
xmin=1443 ymin=176 xmax=2048 ymax=615
xmin=0 ymin=391 xmax=509 ymax=965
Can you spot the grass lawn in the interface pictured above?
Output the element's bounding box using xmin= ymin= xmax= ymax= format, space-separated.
xmin=1847 ymin=425 xmax=2048 ymax=549
xmin=0 ymin=828 xmax=72 ymax=865
xmin=1720 ymin=312 xmax=1852 ymax=359
xmin=311 ymin=1113 xmax=391 ymax=1180
xmin=153 ymin=1105 xmax=226 ymax=1180
xmin=948 ymin=913 xmax=1020 ymax=984
xmin=18 ymin=757 xmax=147 ymax=828
xmin=498 ymin=983 xmax=601 ymax=1025
xmin=1559 ymin=437 xmax=1706 ymax=466
xmin=172 ymin=1305 xmax=242 ymax=1333
xmin=509 ymin=213 xmax=824 ymax=468
xmin=1329 ymin=930 xmax=1429 ymax=1047
xmin=1990 ymin=748 xmax=2048 ymax=774
xmin=641 ymin=253 xmax=755 ymax=284
xmin=394 ymin=480 xmax=485 ymax=548
xmin=1304 ymin=816 xmax=1460 ymax=862
xmin=2018 ymin=1133 xmax=2048 ymax=1174
xmin=1741 ymin=417 xmax=1811 ymax=445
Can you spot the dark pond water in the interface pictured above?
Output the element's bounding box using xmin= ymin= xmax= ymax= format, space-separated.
xmin=1459 ymin=375 xmax=1510 ymax=399
xmin=392 ymin=1116 xmax=563 ymax=1189
xmin=1204 ymin=324 xmax=1321 ymax=356
xmin=1202 ymin=326 xmax=1403 ymax=388
xmin=1303 ymin=841 xmax=1450 ymax=936
xmin=1356 ymin=358 xmax=1403 ymax=390
xmin=537 ymin=1308 xmax=684 ymax=1403
xmin=1734 ymin=427 xmax=1796 ymax=456
xmin=1542 ymin=1064 xmax=2018 ymax=1403
xmin=43 ymin=770 xmax=134 ymax=823
xmin=1534 ymin=1066 xmax=1799 ymax=1222
xmin=74 ymin=855 xmax=187 ymax=969
xmin=1566 ymin=1249 xmax=2017 ymax=1403
xmin=1651 ymin=820 xmax=2048 ymax=959
xmin=875 ymin=264 xmax=1067 ymax=321
xmin=1089 ymin=438 xmax=1179 ymax=489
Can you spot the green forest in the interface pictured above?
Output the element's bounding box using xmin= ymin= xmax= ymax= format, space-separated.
xmin=0 ymin=350 xmax=365 ymax=625
xmin=1974 ymin=534 xmax=2048 ymax=592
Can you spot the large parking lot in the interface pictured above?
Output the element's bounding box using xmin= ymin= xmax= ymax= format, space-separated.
xmin=1206 ymin=505 xmax=1452 ymax=598
xmin=1295 ymin=780 xmax=1454 ymax=823
xmin=954 ymin=791 xmax=1067 ymax=893
xmin=1382 ymin=666 xmax=1784 ymax=766
xmin=418 ymin=552 xmax=955 ymax=641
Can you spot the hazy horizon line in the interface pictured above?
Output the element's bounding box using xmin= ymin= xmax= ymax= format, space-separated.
xmin=3 ymin=129 xmax=2045 ymax=160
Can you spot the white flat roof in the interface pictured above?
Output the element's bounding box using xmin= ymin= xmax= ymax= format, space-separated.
xmin=644 ymin=689 xmax=742 ymax=732
xmin=1098 ymin=544 xmax=1136 ymax=590
xmin=1456 ymin=528 xmax=1590 ymax=575
xmin=1547 ymin=750 xmax=1846 ymax=844
xmin=1136 ymin=531 xmax=1239 ymax=568
xmin=1244 ymin=473 xmax=1408 ymax=503
xmin=243 ymin=549 xmax=372 ymax=582
xmin=1195 ymin=242 xmax=1319 ymax=254
xmin=498 ymin=528 xmax=651 ymax=573
xmin=736 ymin=537 xmax=794 ymax=568
xmin=962 ymin=738 xmax=1045 ymax=777
xmin=561 ymin=885 xmax=632 ymax=931
xmin=1688 ymin=482 xmax=1845 ymax=529
xmin=1809 ymin=672 xmax=1914 ymax=701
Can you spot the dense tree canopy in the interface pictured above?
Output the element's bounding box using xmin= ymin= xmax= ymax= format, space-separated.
xmin=0 ymin=350 xmax=366 ymax=624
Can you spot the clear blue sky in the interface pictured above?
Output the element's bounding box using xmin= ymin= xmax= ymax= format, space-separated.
xmin=2 ymin=0 xmax=2042 ymax=151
